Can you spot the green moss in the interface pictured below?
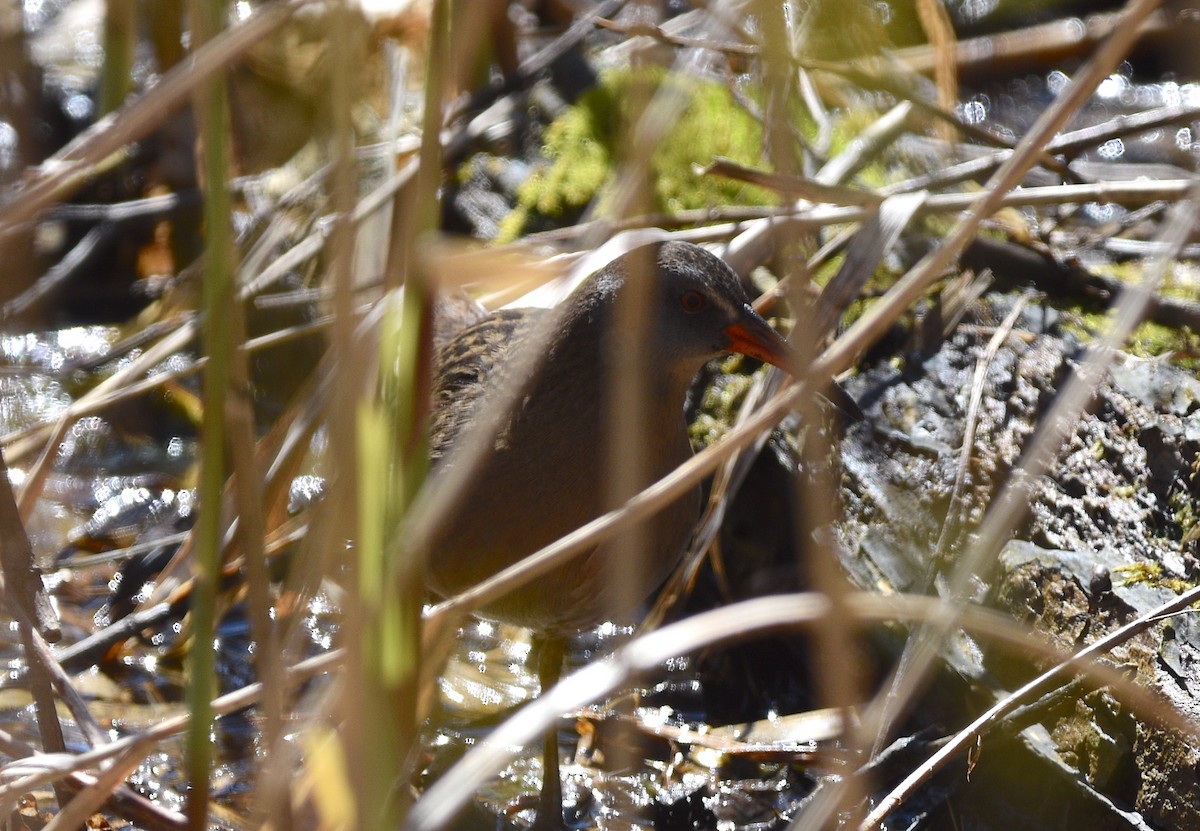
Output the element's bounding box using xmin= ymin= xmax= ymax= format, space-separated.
xmin=1170 ymin=489 xmax=1197 ymax=540
xmin=811 ymin=251 xmax=847 ymax=289
xmin=1124 ymin=321 xmax=1200 ymax=369
xmin=1093 ymin=261 xmax=1200 ymax=304
xmin=1057 ymin=261 xmax=1200 ymax=370
xmin=793 ymin=0 xmax=890 ymax=62
xmin=1113 ymin=561 xmax=1163 ymax=587
xmin=500 ymin=68 xmax=777 ymax=241
xmin=1114 ymin=560 xmax=1194 ymax=594
xmin=1061 ymin=305 xmax=1200 ymax=372
xmin=496 ymin=205 xmax=530 ymax=243
xmin=688 ymin=357 xmax=759 ymax=448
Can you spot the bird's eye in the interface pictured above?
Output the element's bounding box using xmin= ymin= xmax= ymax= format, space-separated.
xmin=680 ymin=290 xmax=707 ymax=313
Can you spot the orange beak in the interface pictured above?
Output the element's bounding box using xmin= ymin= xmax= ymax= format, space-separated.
xmin=723 ymin=305 xmax=799 ymax=372
xmin=724 ymin=306 xmax=864 ymax=421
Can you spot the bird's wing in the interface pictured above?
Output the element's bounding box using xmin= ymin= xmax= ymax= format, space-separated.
xmin=429 ymin=307 xmax=544 ymax=462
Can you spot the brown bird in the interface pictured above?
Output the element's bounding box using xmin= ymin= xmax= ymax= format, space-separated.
xmin=425 ymin=240 xmax=857 ymax=828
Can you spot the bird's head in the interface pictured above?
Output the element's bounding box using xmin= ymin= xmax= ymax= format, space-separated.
xmin=599 ymin=241 xmax=797 ymax=378
xmin=576 ymin=240 xmax=861 ymax=421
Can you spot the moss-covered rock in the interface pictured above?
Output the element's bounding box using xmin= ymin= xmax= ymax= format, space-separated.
xmin=500 ymin=68 xmax=778 ymax=241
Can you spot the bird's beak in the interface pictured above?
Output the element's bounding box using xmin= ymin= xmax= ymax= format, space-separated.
xmin=724 ymin=306 xmax=865 ymax=422
xmin=723 ymin=306 xmax=799 ymax=372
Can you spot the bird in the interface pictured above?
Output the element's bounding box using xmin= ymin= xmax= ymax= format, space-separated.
xmin=424 ymin=239 xmax=858 ymax=829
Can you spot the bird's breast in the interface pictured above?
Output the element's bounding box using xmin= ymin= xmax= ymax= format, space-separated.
xmin=425 ymin=386 xmax=701 ymax=633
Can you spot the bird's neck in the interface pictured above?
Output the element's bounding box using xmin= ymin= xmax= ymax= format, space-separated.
xmin=536 ymin=315 xmax=698 ymax=474
xmin=552 ymin=307 xmax=697 ymax=406
xmin=558 ymin=292 xmax=701 ymax=404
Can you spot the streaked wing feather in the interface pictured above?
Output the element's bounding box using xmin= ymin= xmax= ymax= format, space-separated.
xmin=429 ymin=307 xmax=544 ymax=462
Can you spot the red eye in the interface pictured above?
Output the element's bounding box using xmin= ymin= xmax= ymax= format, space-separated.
xmin=680 ymin=290 xmax=706 ymax=313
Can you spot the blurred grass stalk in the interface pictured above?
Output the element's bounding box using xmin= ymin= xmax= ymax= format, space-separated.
xmin=338 ymin=0 xmax=459 ymax=828
xmin=756 ymin=2 xmax=869 ymax=828
xmin=186 ymin=0 xmax=234 ymax=830
xmin=100 ymin=0 xmax=136 ymax=115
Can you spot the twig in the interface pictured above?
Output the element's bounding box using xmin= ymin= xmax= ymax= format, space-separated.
xmin=0 ymin=448 xmax=66 ymax=809
xmin=817 ymin=0 xmax=1165 ymax=379
xmin=702 ymin=157 xmax=884 ymax=206
xmin=932 ymin=295 xmax=1032 ymax=563
xmin=593 ymin=15 xmax=755 ymax=55
xmin=887 ymin=103 xmax=1200 ymax=194
xmin=786 ymin=1 xmax=1170 ymax=828
xmin=523 ymin=177 xmax=1199 ymax=249
xmin=1 ymin=222 xmax=118 ymax=322
xmin=447 ymin=0 xmax=628 ymax=130
xmin=893 ymin=6 xmax=1170 ymax=79
xmin=1 ymin=313 xmax=331 ymax=465
xmin=0 ymin=451 xmax=59 ymax=640
xmin=46 ymin=190 xmax=201 ymax=222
